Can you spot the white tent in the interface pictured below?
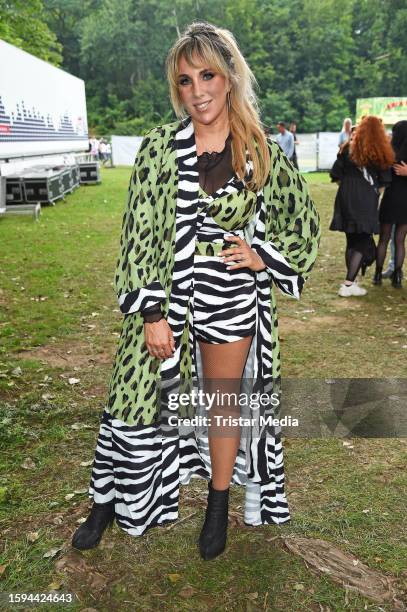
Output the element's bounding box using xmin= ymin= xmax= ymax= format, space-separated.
xmin=111 ymin=135 xmax=143 ymax=166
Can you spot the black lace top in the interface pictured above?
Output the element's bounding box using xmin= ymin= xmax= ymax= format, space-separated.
xmin=142 ymin=133 xmax=234 ymax=322
xmin=197 ymin=133 xmax=234 ymax=196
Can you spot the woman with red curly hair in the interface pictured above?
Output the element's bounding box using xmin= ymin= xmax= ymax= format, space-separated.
xmin=329 ymin=116 xmax=394 ymax=297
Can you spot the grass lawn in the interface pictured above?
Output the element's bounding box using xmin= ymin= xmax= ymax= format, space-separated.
xmin=0 ymin=167 xmax=406 ymax=611
xmin=301 ymin=171 xmax=331 ymax=183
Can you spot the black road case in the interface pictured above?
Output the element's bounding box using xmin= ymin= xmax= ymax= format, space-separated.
xmin=79 ymin=161 xmax=101 ymax=184
xmin=23 ymin=169 xmax=65 ymax=205
xmin=70 ymin=164 xmax=80 ymax=189
xmin=5 ymin=177 xmax=25 ymax=203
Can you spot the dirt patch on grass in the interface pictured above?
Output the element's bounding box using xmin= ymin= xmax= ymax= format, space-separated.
xmin=280 ymin=315 xmax=343 ymax=334
xmin=16 ymin=340 xmax=113 ymax=369
xmin=330 ymin=298 xmax=365 ymax=310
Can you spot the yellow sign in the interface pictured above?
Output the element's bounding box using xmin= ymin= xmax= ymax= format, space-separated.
xmin=356 ymin=97 xmax=407 ymax=125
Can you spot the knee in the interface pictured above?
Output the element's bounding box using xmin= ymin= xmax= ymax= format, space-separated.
xmin=378 ymin=235 xmax=390 ymax=247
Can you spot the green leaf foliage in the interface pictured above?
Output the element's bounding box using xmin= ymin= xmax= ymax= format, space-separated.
xmin=0 ymin=0 xmax=62 ymax=64
xmin=4 ymin=0 xmax=407 ymax=134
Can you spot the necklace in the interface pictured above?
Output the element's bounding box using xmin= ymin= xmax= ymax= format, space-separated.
xmin=195 ymin=132 xmax=232 ymax=157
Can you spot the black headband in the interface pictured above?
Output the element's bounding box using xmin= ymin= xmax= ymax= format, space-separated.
xmin=188 ymin=26 xmax=233 ymax=67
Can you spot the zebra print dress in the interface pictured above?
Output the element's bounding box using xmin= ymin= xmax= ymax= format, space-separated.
xmin=89 ymin=177 xmax=274 ymax=532
xmin=88 ymin=117 xmax=321 ymax=536
xmin=89 ymin=166 xmax=289 ymax=535
xmin=192 ymin=178 xmax=257 ymax=344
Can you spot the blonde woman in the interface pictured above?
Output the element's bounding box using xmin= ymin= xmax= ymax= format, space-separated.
xmin=72 ymin=21 xmax=320 ymax=560
xmin=338 ymin=117 xmax=352 ymax=147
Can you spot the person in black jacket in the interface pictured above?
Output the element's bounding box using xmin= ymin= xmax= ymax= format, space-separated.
xmin=329 ymin=117 xmax=394 ymax=297
xmin=374 ymin=120 xmax=407 ymax=288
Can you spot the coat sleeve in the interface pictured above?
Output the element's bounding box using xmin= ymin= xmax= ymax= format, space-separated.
xmin=330 ymin=152 xmax=345 ymax=182
xmin=255 ymin=140 xmax=321 ymax=299
xmin=114 ymin=127 xmax=167 ymax=315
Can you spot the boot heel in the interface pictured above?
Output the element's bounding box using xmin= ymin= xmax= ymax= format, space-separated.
xmin=372 ymin=267 xmax=382 ymax=285
xmin=72 ymin=501 xmax=115 ymax=550
xmin=391 ymin=268 xmax=402 ymax=288
xmin=198 ymin=480 xmax=229 ymax=561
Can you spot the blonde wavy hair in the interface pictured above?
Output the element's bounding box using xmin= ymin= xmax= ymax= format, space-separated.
xmin=165 ymin=21 xmax=270 ymax=191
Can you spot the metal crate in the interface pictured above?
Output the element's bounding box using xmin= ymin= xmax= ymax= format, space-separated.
xmin=79 ymin=161 xmax=101 ymax=184
xmin=61 ymin=167 xmax=75 ymax=194
xmin=70 ymin=164 xmax=80 ymax=189
xmin=22 ymin=169 xmax=64 ymax=205
xmin=5 ymin=178 xmax=25 ymax=203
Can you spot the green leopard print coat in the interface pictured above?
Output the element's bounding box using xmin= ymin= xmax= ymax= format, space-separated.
xmin=106 ymin=118 xmax=321 ymax=426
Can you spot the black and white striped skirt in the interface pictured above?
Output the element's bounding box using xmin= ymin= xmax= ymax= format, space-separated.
xmin=191 ymin=253 xmax=257 ymax=344
xmin=88 ymin=255 xmax=290 ymax=535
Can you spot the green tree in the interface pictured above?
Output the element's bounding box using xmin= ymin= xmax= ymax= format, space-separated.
xmin=6 ymin=0 xmax=406 ymax=134
xmin=43 ymin=0 xmax=101 ymax=76
xmin=351 ymin=0 xmax=407 ymax=97
xmin=0 ymin=0 xmax=62 ymax=65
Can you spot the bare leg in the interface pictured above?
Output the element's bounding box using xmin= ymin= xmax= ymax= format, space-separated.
xmin=198 ymin=336 xmax=253 ymax=490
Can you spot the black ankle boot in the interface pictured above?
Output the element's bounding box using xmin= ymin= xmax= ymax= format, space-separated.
xmin=391 ymin=268 xmax=402 ymax=288
xmin=372 ymin=266 xmax=382 ymax=285
xmin=72 ymin=501 xmax=115 ymax=550
xmin=198 ymin=480 xmax=229 ymax=561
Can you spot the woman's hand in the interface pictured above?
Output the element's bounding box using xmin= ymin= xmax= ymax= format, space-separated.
xmin=144 ymin=319 xmax=175 ymax=360
xmin=218 ymin=235 xmax=266 ymax=272
xmin=394 ymin=161 xmax=407 ymax=176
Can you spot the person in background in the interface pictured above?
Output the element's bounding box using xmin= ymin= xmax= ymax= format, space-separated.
xmin=276 ymin=121 xmax=294 ymax=161
xmin=329 ymin=116 xmax=394 ymax=297
xmin=381 ymin=225 xmax=397 ymax=278
xmin=382 ymin=144 xmax=404 ymax=279
xmin=289 ymin=121 xmax=299 ymax=169
xmin=99 ymin=139 xmax=108 ymax=165
xmin=382 ymin=160 xmax=407 ymax=279
xmin=394 ymin=160 xmax=407 ymax=176
xmin=105 ymin=141 xmax=112 ymax=166
xmin=90 ymin=136 xmax=99 ymax=159
xmin=338 ymin=118 xmax=352 ymax=147
xmin=374 ymin=120 xmax=407 ymax=288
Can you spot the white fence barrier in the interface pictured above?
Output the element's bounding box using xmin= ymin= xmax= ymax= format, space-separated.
xmin=271 ymin=132 xmax=341 ymax=172
xmin=294 ymin=133 xmax=318 ymax=173
xmin=111 ymin=135 xmax=143 ymax=167
xmin=111 ymin=132 xmax=342 ymax=172
xmin=317 ymin=132 xmax=341 ymax=170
